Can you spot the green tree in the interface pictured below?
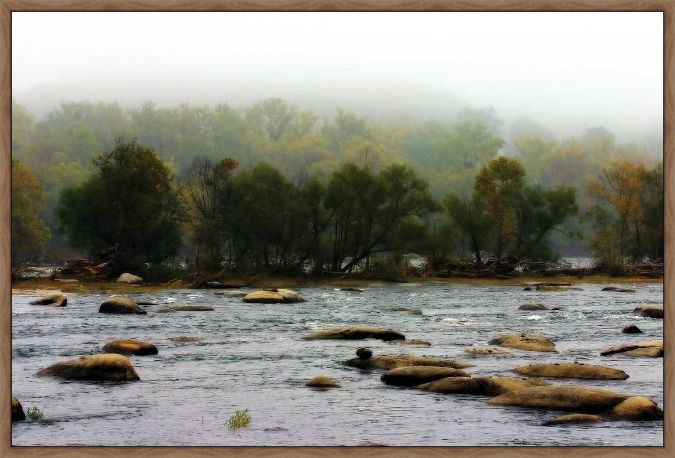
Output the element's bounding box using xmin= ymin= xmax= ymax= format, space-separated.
xmin=444 ymin=193 xmax=493 ymax=266
xmin=11 ymin=160 xmax=50 ymax=270
xmin=56 ymin=139 xmax=183 ymax=272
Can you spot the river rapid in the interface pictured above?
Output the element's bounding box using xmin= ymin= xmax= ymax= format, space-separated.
xmin=11 ymin=282 xmax=663 ymax=446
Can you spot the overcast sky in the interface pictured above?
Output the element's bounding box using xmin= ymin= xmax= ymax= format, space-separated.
xmin=12 ymin=12 xmax=663 ymax=134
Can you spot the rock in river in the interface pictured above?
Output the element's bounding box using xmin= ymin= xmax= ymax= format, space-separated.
xmin=99 ymin=297 xmax=146 ymax=315
xmin=345 ymin=354 xmax=472 ymax=370
xmin=517 ymin=303 xmax=547 ymax=311
xmin=12 ymin=396 xmax=25 ymax=421
xmin=542 ymin=414 xmax=604 ymax=426
xmin=37 ymin=354 xmax=140 ymax=382
xmin=602 ymin=286 xmax=636 ymax=293
xmin=487 ymin=385 xmax=663 ymax=420
xmin=102 ymin=339 xmax=158 ymax=356
xmin=600 ymin=340 xmax=663 ymax=357
xmin=213 ymin=290 xmax=248 ymax=297
xmin=622 ymin=324 xmax=643 ymax=334
xmin=416 ymin=376 xmax=548 ymax=396
xmin=304 ymin=326 xmax=404 ymax=341
xmin=633 ymin=304 xmax=663 ymax=318
xmin=156 ymin=305 xmax=214 ymax=312
xmin=30 ymin=293 xmax=67 ymax=307
xmin=243 ymin=289 xmax=305 ymax=303
xmin=381 ymin=366 xmax=470 ymax=387
xmin=116 ymin=273 xmax=143 ymax=284
xmin=512 ymin=362 xmax=628 ymax=380
xmin=488 ymin=333 xmax=556 ymax=352
xmin=305 ymin=375 xmax=341 ymax=388
xmin=465 ymin=347 xmax=512 ymax=356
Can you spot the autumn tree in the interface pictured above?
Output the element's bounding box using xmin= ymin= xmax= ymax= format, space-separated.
xmin=11 ymin=160 xmax=50 ymax=271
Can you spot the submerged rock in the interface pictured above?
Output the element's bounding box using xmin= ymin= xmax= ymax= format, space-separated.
xmin=381 ymin=366 xmax=469 ymax=387
xmin=633 ymin=305 xmax=663 ymax=318
xmin=602 ymin=286 xmax=636 ymax=293
xmin=345 ymin=354 xmax=472 ymax=370
xmin=304 ymin=326 xmax=404 ymax=341
xmin=394 ymin=339 xmax=432 ymax=346
xmin=600 ymin=340 xmax=663 ymax=357
xmin=417 ymin=375 xmax=548 ymax=395
xmin=488 ymin=385 xmax=663 ymax=420
xmin=305 ymin=375 xmax=340 ymax=388
xmin=465 ymin=347 xmax=512 ymax=356
xmin=213 ymin=290 xmax=248 ymax=297
xmin=488 ymin=333 xmax=556 ymax=352
xmin=340 ymin=287 xmax=364 ymax=292
xmin=543 ymin=414 xmax=604 ymax=426
xmin=243 ymin=289 xmax=305 ymax=303
xmin=99 ymin=297 xmax=146 ymax=315
xmin=622 ymin=324 xmax=643 ymax=334
xmin=30 ymin=293 xmax=67 ymax=307
xmin=356 ymin=347 xmax=373 ymax=359
xmin=116 ymin=273 xmax=143 ymax=284
xmin=168 ymin=336 xmax=201 ymax=343
xmin=517 ymin=303 xmax=547 ymax=311
xmin=37 ymin=354 xmax=140 ymax=381
xmin=156 ymin=305 xmax=214 ymax=312
xmin=102 ymin=339 xmax=158 ymax=356
xmin=512 ymin=362 xmax=629 ymax=380
xmin=12 ymin=396 xmax=25 ymax=421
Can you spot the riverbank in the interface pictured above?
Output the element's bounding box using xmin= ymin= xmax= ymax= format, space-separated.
xmin=11 ymin=274 xmax=663 ymax=296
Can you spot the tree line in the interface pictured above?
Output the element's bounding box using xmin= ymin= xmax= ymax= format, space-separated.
xmin=11 ymin=98 xmax=663 ymax=277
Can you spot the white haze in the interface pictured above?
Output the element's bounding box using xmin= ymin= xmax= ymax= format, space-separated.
xmin=12 ymin=12 xmax=663 ymax=141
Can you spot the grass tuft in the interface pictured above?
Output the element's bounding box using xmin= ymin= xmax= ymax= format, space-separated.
xmin=226 ymin=409 xmax=251 ymax=431
xmin=26 ymin=407 xmax=44 ymax=421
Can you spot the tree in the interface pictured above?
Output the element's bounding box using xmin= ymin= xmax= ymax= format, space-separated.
xmin=11 ymin=160 xmax=50 ymax=270
xmin=56 ymin=139 xmax=183 ymax=273
xmin=182 ymin=157 xmax=238 ymax=270
xmin=474 ymin=156 xmax=525 ymax=258
xmin=444 ymin=193 xmax=492 ymax=266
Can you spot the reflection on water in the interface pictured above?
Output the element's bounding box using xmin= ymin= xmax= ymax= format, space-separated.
xmin=12 ymin=283 xmax=663 ymax=446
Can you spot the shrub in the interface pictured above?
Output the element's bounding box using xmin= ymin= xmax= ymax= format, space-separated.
xmin=226 ymin=409 xmax=251 ymax=430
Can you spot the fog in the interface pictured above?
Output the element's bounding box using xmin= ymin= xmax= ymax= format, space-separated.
xmin=12 ymin=12 xmax=663 ymax=142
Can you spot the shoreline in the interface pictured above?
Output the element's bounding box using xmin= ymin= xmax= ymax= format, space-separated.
xmin=11 ymin=274 xmax=663 ymax=295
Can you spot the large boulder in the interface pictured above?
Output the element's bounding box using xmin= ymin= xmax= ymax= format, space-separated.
xmin=345 ymin=354 xmax=472 ymax=370
xmin=633 ymin=305 xmax=663 ymax=318
xmin=304 ymin=326 xmax=404 ymax=341
xmin=29 ymin=293 xmax=67 ymax=307
xmin=600 ymin=340 xmax=663 ymax=357
xmin=488 ymin=385 xmax=662 ymax=420
xmin=12 ymin=396 xmax=25 ymax=421
xmin=156 ymin=305 xmax=214 ymax=312
xmin=116 ymin=273 xmax=143 ymax=284
xmin=488 ymin=333 xmax=556 ymax=352
xmin=99 ymin=297 xmax=146 ymax=315
xmin=37 ymin=354 xmax=140 ymax=381
xmin=512 ymin=362 xmax=628 ymax=380
xmin=381 ymin=366 xmax=469 ymax=387
xmin=102 ymin=339 xmax=158 ymax=356
xmin=517 ymin=303 xmax=547 ymax=311
xmin=243 ymin=288 xmax=305 ymax=303
xmin=305 ymin=375 xmax=340 ymax=388
xmin=417 ymin=376 xmax=548 ymax=396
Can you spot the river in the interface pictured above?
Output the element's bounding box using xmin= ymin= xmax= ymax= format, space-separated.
xmin=11 ymin=282 xmax=663 ymax=446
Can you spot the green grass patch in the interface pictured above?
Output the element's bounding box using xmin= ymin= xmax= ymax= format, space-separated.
xmin=26 ymin=407 xmax=44 ymax=421
xmin=226 ymin=409 xmax=251 ymax=431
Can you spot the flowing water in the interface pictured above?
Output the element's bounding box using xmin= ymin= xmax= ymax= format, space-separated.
xmin=11 ymin=282 xmax=663 ymax=446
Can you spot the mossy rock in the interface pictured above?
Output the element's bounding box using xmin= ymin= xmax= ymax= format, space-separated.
xmin=243 ymin=289 xmax=305 ymax=303
xmin=381 ymin=366 xmax=469 ymax=387
xmin=600 ymin=340 xmax=663 ymax=357
xmin=633 ymin=305 xmax=663 ymax=319
xmin=12 ymin=396 xmax=25 ymax=421
xmin=99 ymin=297 xmax=146 ymax=315
xmin=30 ymin=293 xmax=67 ymax=307
xmin=489 ymin=333 xmax=556 ymax=352
xmin=102 ymin=339 xmax=158 ymax=356
xmin=37 ymin=353 xmax=140 ymax=382
xmin=512 ymin=362 xmax=628 ymax=380
xmin=417 ymin=375 xmax=548 ymax=396
xmin=304 ymin=326 xmax=404 ymax=341
xmin=345 ymin=354 xmax=472 ymax=370
xmin=305 ymin=375 xmax=340 ymax=388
